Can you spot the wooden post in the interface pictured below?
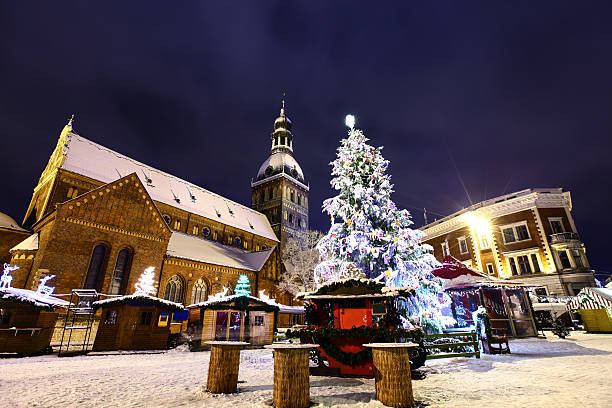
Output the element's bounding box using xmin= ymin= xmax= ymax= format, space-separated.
xmin=205 ymin=341 xmax=249 ymax=393
xmin=264 ymin=343 xmax=318 ymax=408
xmin=364 ymin=343 xmax=418 ymax=408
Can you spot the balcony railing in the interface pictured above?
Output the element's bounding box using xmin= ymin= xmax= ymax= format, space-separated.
xmin=549 ymin=232 xmax=580 ymax=243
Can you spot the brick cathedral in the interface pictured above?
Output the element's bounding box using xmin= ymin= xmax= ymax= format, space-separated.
xmin=1 ymin=103 xmax=308 ymax=306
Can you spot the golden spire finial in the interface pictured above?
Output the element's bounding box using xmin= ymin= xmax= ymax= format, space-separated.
xmin=67 ymin=114 xmax=75 ymax=127
xmin=280 ymin=92 xmax=286 ymax=116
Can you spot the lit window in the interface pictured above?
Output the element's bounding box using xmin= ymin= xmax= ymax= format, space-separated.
xmin=531 ymin=254 xmax=541 ymax=273
xmin=67 ymin=187 xmax=78 ymax=199
xmin=243 ymin=241 xmax=248 ymax=249
xmin=441 ymin=241 xmax=450 ymax=257
xmin=174 ymin=219 xmax=182 ymax=230
xmin=558 ymin=251 xmax=572 ymax=269
xmin=501 ymin=222 xmax=530 ymax=244
xmin=570 ymin=249 xmax=584 ymax=267
xmin=192 ymin=226 xmax=199 ymax=235
xmin=517 ymin=255 xmax=532 ymax=274
xmin=190 ymin=279 xmax=207 ymax=304
xmin=479 ymin=235 xmax=490 ymax=249
xmin=164 ymin=276 xmax=183 ymax=303
xmin=213 ymin=231 xmax=218 ymax=240
xmin=256 ymin=245 xmax=260 ymax=251
xmin=549 ymin=218 xmax=564 ymax=234
xmin=84 ymin=244 xmax=107 ymax=290
xmin=458 ymin=237 xmax=468 ymax=254
xmin=109 ymin=248 xmax=131 ymax=295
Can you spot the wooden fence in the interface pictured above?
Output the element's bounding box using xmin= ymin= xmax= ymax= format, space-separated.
xmin=424 ymin=331 xmax=480 ymax=360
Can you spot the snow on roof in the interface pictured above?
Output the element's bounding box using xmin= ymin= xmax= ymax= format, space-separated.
xmin=10 ymin=233 xmax=39 ymax=252
xmin=60 ymin=132 xmax=278 ymax=242
xmin=0 ymin=212 xmax=28 ymax=232
xmin=166 ymin=232 xmax=275 ymax=272
xmin=93 ymin=294 xmax=184 ymax=311
xmin=187 ymin=293 xmax=280 ymax=310
xmin=0 ymin=287 xmax=70 ymax=309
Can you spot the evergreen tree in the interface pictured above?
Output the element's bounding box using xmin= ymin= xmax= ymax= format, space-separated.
xmin=315 ymin=128 xmax=450 ymax=331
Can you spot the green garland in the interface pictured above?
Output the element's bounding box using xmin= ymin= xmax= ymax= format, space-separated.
xmin=286 ymin=326 xmax=423 ymax=367
xmin=199 ymin=296 xmax=279 ymax=313
xmin=313 ymin=279 xmax=384 ymax=296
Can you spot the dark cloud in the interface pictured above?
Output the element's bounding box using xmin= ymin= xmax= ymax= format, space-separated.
xmin=1 ymin=1 xmax=610 ymax=281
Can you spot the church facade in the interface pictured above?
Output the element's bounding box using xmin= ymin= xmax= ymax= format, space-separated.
xmin=5 ymin=108 xmax=301 ymax=305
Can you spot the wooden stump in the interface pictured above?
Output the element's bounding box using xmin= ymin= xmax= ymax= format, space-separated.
xmin=265 ymin=343 xmax=318 ymax=408
xmin=365 ymin=343 xmax=417 ymax=408
xmin=205 ymin=341 xmax=248 ymax=393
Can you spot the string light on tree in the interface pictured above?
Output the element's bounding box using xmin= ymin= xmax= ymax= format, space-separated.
xmin=314 ymin=122 xmax=451 ymax=332
xmin=134 ymin=267 xmax=156 ymax=296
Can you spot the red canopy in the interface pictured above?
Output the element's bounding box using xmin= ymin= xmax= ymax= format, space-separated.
xmin=431 ymin=256 xmax=488 ymax=280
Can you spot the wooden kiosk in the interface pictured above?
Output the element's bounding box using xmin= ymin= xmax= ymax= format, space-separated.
xmin=0 ymin=287 xmax=69 ymax=355
xmin=188 ymin=294 xmax=279 ymax=347
xmin=569 ymin=287 xmax=612 ymax=333
xmin=288 ymin=278 xmax=420 ymax=377
xmin=92 ymin=294 xmax=185 ymax=351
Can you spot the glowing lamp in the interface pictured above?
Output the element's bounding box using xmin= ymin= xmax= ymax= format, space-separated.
xmin=345 ymin=114 xmax=355 ymax=129
xmin=463 ymin=212 xmax=490 ymax=235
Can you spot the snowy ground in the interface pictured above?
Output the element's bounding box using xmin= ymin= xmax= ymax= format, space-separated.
xmin=1 ymin=331 xmax=611 ymax=408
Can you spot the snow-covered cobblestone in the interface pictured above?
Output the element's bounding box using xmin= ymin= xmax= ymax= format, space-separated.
xmin=0 ymin=332 xmax=610 ymax=407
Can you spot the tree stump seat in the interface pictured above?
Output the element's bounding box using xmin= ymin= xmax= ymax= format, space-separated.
xmin=364 ymin=342 xmax=418 ymax=408
xmin=264 ymin=343 xmax=319 ymax=408
xmin=205 ymin=341 xmax=249 ymax=393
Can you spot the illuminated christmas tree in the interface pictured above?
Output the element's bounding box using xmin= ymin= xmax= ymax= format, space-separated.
xmin=134 ymin=267 xmax=156 ymax=296
xmin=315 ymin=121 xmax=450 ymax=332
xmin=235 ymin=274 xmax=251 ymax=296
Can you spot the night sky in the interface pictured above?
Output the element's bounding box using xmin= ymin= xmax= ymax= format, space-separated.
xmin=1 ymin=2 xmax=611 ymax=282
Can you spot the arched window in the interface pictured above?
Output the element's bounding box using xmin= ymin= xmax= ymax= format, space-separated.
xmin=164 ymin=276 xmax=183 ymax=303
xmin=190 ymin=279 xmax=207 ymax=304
xmin=84 ymin=244 xmax=107 ymax=289
xmin=109 ymin=248 xmax=131 ymax=295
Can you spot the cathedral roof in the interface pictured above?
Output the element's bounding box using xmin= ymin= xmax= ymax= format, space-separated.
xmin=0 ymin=212 xmax=28 ymax=232
xmin=58 ymin=133 xmax=278 ymax=242
xmin=166 ymin=232 xmax=275 ymax=272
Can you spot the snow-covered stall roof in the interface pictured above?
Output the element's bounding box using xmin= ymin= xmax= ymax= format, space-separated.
xmin=59 ymin=132 xmax=278 ymax=242
xmin=10 ymin=233 xmax=39 ymax=252
xmin=166 ymin=232 xmax=275 ymax=272
xmin=432 ymin=256 xmax=530 ymax=290
xmin=93 ymin=294 xmax=185 ymax=311
xmin=0 ymin=287 xmax=70 ymax=310
xmin=297 ymin=278 xmax=415 ymax=300
xmin=187 ymin=293 xmax=280 ymax=311
xmin=568 ymin=287 xmax=612 ymax=310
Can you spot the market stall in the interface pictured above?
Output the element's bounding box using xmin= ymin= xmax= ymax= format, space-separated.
xmin=0 ymin=286 xmax=69 ymax=354
xmin=568 ymin=287 xmax=612 ymax=333
xmin=92 ymin=294 xmax=185 ymax=351
xmin=289 ymin=278 xmax=421 ymax=377
xmin=432 ymin=256 xmax=537 ymax=337
xmin=188 ymin=293 xmax=280 ymax=347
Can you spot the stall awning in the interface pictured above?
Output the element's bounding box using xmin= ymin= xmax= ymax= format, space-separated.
xmin=568 ymin=287 xmax=612 ymax=310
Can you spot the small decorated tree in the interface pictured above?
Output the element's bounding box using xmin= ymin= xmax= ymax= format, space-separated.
xmin=235 ymin=275 xmax=251 ymax=296
xmin=134 ymin=267 xmax=156 ymax=296
xmin=315 ymin=125 xmax=450 ymax=332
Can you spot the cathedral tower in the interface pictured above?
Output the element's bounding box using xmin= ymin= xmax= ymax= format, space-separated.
xmin=251 ymin=100 xmax=309 ymax=244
